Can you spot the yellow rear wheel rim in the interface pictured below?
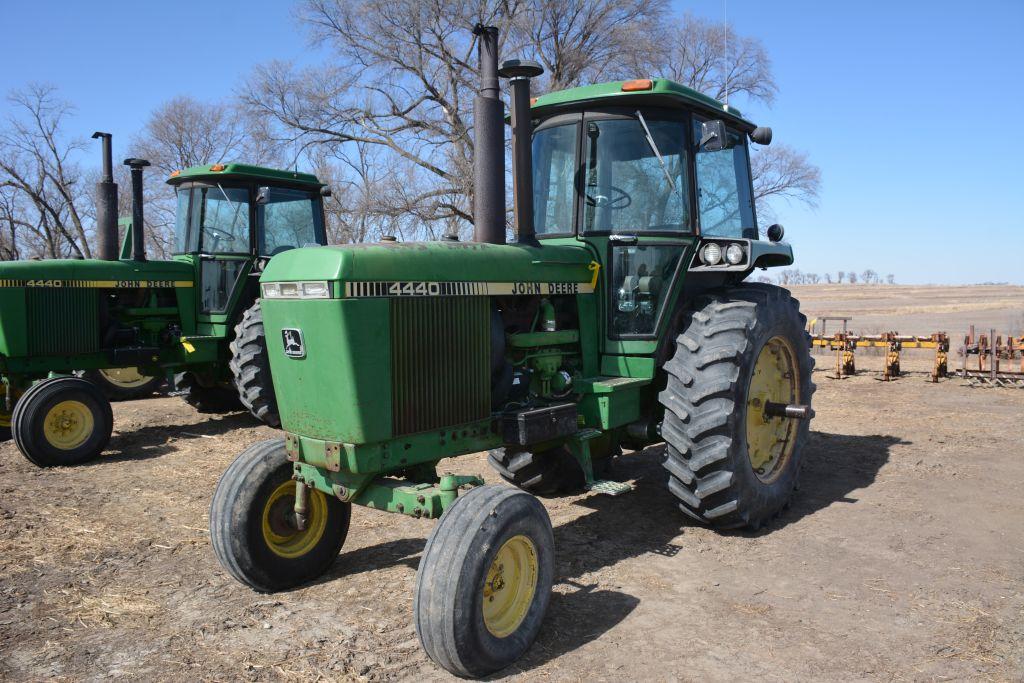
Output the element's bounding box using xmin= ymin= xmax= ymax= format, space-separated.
xmin=98 ymin=367 xmax=153 ymax=389
xmin=43 ymin=400 xmax=95 ymax=450
xmin=746 ymin=336 xmax=800 ymax=483
xmin=261 ymin=480 xmax=329 ymax=559
xmin=482 ymin=535 xmax=539 ymax=638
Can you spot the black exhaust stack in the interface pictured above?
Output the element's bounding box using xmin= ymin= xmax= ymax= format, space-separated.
xmin=472 ymin=25 xmax=505 ymax=245
xmin=498 ymin=59 xmax=544 ymax=246
xmin=123 ymin=158 xmax=150 ymax=261
xmin=92 ymin=132 xmax=119 ymax=260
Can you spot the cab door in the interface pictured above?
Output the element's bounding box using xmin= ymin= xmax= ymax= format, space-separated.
xmin=193 ymin=185 xmax=255 ymax=336
xmin=577 ymin=108 xmax=697 ymax=361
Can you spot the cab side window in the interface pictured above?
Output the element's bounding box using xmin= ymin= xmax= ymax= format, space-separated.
xmin=693 ymin=118 xmax=755 ymax=238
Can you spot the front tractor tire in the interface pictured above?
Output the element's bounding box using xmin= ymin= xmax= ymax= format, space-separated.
xmin=11 ymin=377 xmax=114 ymax=467
xmin=659 ymin=284 xmax=815 ymax=530
xmin=415 ymin=485 xmax=554 ymax=678
xmin=229 ymin=301 xmax=280 ymax=428
xmin=209 ymin=439 xmax=351 ymax=593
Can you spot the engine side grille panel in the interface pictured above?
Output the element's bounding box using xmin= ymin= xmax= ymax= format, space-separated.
xmin=391 ymin=296 xmax=490 ymax=436
xmin=27 ymin=288 xmax=100 ymax=355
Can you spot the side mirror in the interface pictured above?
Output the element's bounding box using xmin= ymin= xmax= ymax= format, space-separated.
xmin=255 ymin=186 xmax=271 ymax=205
xmin=699 ymin=120 xmax=729 ymax=151
xmin=320 ymin=186 xmax=332 ymax=197
xmin=766 ymin=223 xmax=785 ymax=242
xmin=750 ymin=126 xmax=773 ymax=145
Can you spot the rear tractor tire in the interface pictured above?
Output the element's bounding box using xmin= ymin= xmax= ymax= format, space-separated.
xmin=209 ymin=439 xmax=351 ymax=592
xmin=11 ymin=377 xmax=113 ymax=467
xmin=229 ymin=301 xmax=280 ymax=428
xmin=173 ymin=372 xmax=242 ymax=414
xmin=658 ymin=284 xmax=815 ymax=530
xmin=415 ymin=485 xmax=554 ymax=677
xmin=77 ymin=367 xmax=163 ymax=401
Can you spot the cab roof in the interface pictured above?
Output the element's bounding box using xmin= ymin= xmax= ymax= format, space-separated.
xmin=531 ymin=78 xmax=756 ymax=131
xmin=166 ymin=163 xmax=323 ymax=188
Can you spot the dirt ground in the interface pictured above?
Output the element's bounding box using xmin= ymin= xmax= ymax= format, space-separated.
xmin=790 ymin=284 xmax=1024 ymax=339
xmin=1 ymin=343 xmax=1022 ymax=680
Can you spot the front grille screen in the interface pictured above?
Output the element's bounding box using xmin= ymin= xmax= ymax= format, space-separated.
xmin=27 ymin=288 xmax=100 ymax=355
xmin=390 ymin=296 xmax=490 ymax=435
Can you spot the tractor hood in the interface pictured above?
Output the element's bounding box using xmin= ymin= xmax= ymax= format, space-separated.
xmin=261 ymin=241 xmax=597 ymax=290
xmin=0 ymin=257 xmax=194 ymax=286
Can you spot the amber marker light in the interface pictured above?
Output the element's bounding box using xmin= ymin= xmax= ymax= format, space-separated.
xmin=621 ymin=79 xmax=653 ymax=92
xmin=210 ymin=163 xmax=226 ymax=172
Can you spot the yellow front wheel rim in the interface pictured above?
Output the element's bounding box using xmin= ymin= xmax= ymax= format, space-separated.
xmin=482 ymin=535 xmax=539 ymax=638
xmin=746 ymin=336 xmax=800 ymax=483
xmin=98 ymin=367 xmax=153 ymax=389
xmin=43 ymin=400 xmax=95 ymax=450
xmin=261 ymin=480 xmax=329 ymax=559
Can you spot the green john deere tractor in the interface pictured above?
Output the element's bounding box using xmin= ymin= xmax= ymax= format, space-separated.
xmin=0 ymin=134 xmax=330 ymax=463
xmin=209 ymin=25 xmax=814 ymax=677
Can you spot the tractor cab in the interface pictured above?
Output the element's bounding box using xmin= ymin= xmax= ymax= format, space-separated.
xmin=526 ymin=79 xmax=788 ymax=355
xmin=166 ymin=164 xmax=328 ymax=333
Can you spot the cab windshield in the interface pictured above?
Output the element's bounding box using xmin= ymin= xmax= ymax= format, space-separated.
xmin=531 ymin=114 xmax=691 ymax=235
xmin=172 ymin=185 xmax=324 ymax=255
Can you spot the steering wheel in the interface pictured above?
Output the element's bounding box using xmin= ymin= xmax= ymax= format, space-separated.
xmin=586 ymin=185 xmax=632 ymax=210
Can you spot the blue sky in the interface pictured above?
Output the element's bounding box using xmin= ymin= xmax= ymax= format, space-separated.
xmin=1 ymin=1 xmax=1021 ymax=284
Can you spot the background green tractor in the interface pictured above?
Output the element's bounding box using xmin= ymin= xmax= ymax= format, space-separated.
xmin=208 ymin=25 xmax=814 ymax=678
xmin=0 ymin=134 xmax=330 ymax=463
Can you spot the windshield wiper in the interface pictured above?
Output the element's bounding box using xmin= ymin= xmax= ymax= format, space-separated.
xmin=635 ymin=110 xmax=676 ymax=192
xmin=217 ymin=183 xmax=245 ymax=235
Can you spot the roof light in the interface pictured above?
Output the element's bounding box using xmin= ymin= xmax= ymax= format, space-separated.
xmin=530 ymin=97 xmax=538 ymax=106
xmin=169 ymin=170 xmax=181 ymax=178
xmin=210 ymin=163 xmax=226 ymax=172
xmin=621 ymin=79 xmax=653 ymax=92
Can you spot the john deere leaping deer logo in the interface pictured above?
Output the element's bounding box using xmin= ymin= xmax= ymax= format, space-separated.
xmin=281 ymin=329 xmax=305 ymax=359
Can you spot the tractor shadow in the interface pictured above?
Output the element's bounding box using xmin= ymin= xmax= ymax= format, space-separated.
xmin=316 ymin=430 xmax=902 ymax=673
xmin=95 ymin=411 xmax=260 ymax=464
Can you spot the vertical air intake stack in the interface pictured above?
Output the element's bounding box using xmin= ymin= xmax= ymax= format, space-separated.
xmin=123 ymin=158 xmax=150 ymax=261
xmin=498 ymin=59 xmax=544 ymax=246
xmin=91 ymin=132 xmax=119 ymax=260
xmin=472 ymin=24 xmax=505 ymax=245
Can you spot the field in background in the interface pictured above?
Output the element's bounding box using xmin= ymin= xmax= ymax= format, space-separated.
xmin=790 ymin=284 xmax=1024 ymax=338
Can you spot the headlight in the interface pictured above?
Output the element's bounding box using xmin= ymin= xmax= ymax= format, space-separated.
xmin=301 ymin=281 xmax=330 ymax=298
xmin=701 ymin=243 xmax=722 ymax=265
xmin=726 ymin=243 xmax=745 ymax=265
xmin=261 ymin=281 xmax=331 ymax=299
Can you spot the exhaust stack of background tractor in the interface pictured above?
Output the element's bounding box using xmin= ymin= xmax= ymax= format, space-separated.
xmin=91 ymin=132 xmax=119 ymax=261
xmin=124 ymin=158 xmax=150 ymax=261
xmin=472 ymin=25 xmax=505 ymax=245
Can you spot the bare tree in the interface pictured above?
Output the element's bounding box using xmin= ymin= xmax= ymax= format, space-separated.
xmin=510 ymin=0 xmax=667 ymax=90
xmin=0 ymin=85 xmax=94 ymax=259
xmin=861 ymin=269 xmax=878 ymax=285
xmin=886 ymin=273 xmax=895 ymax=285
xmin=245 ymin=0 xmax=819 ymax=240
xmin=847 ymin=271 xmax=857 ymax=285
xmin=837 ymin=271 xmax=845 ymax=284
xmin=624 ymin=13 xmax=776 ymax=104
xmin=824 ymin=273 xmax=832 ymax=284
